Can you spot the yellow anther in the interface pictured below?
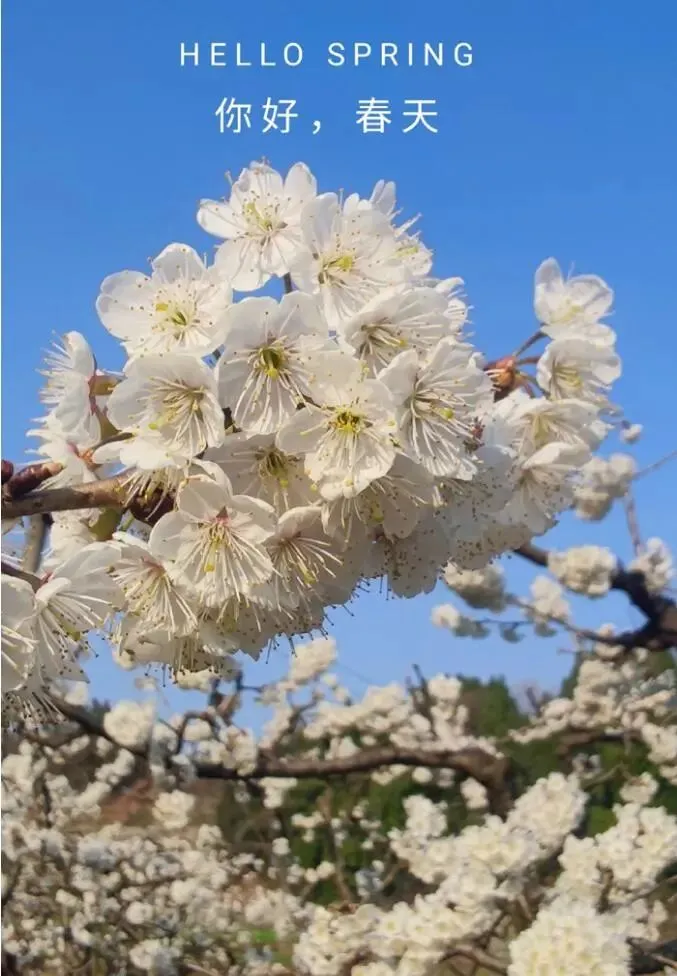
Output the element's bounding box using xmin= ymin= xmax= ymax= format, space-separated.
xmin=331 ymin=410 xmax=364 ymax=435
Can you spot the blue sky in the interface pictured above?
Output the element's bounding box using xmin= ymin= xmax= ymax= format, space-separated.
xmin=3 ymin=0 xmax=677 ymax=721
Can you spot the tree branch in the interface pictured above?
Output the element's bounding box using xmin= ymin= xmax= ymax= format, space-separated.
xmin=555 ymin=728 xmax=640 ymax=757
xmin=1 ymin=561 xmax=41 ymax=589
xmin=630 ymin=939 xmax=677 ymax=974
xmin=21 ymin=514 xmax=50 ymax=573
xmin=1 ymin=476 xmax=129 ymax=520
xmin=515 ymin=542 xmax=677 ymax=652
xmin=48 ymin=698 xmax=515 ymax=815
xmin=635 ymin=449 xmax=677 ymax=481
xmin=445 ymin=943 xmax=508 ymax=975
xmin=2 ymin=460 xmax=63 ymax=500
xmin=623 ymin=490 xmax=643 ymax=556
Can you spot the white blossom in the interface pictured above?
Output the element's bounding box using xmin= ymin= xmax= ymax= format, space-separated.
xmin=277 ymin=353 xmax=398 ymax=499
xmin=97 ymin=244 xmax=232 ymax=358
xmin=106 ymin=353 xmax=225 ymax=460
xmin=197 ymin=161 xmax=317 ymax=291
xmin=629 ymin=538 xmax=673 ymax=594
xmin=215 ymin=292 xmax=333 ymax=434
xmin=149 ymin=466 xmax=276 ymax=607
xmin=291 ymin=192 xmax=409 ymax=327
xmin=534 ymin=258 xmax=615 ymax=342
xmin=548 ymin=545 xmax=617 ymax=597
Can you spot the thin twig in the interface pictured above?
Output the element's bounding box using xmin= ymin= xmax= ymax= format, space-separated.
xmin=634 ymin=448 xmax=677 ymax=481
xmin=623 ymin=489 xmax=643 ymax=555
xmin=513 ymin=328 xmax=544 ymax=358
xmin=1 ymin=560 xmax=41 ymax=589
xmin=21 ymin=514 xmax=50 ymax=574
xmin=184 ymin=963 xmax=225 ymax=976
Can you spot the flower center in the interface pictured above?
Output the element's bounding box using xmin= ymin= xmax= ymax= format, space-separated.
xmin=243 ymin=201 xmax=278 ymax=234
xmin=202 ymin=519 xmax=230 ymax=573
xmin=182 ymin=388 xmax=204 ymax=414
xmin=331 ymin=409 xmax=365 ymax=435
xmin=149 ymin=383 xmax=205 ymax=429
xmin=416 ymin=392 xmax=455 ymax=422
xmin=259 ymin=448 xmax=290 ymax=486
xmin=256 ymin=345 xmax=287 ymax=379
xmin=318 ymin=253 xmax=356 ymax=283
xmin=359 ymin=322 xmax=409 ymax=361
xmin=555 ymin=365 xmax=583 ymax=391
xmin=531 ymin=414 xmax=552 ymax=447
xmin=154 ymin=301 xmax=195 ymax=336
xmin=553 ymin=301 xmax=584 ymax=325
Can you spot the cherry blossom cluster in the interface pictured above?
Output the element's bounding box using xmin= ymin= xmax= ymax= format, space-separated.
xmin=573 ymin=454 xmax=637 ymax=521
xmin=2 ymin=160 xmax=626 ymax=715
xmin=2 ymin=736 xmax=309 ymax=974
xmin=431 ymin=436 xmax=677 ymax=787
xmin=2 ymin=621 xmax=676 ymax=976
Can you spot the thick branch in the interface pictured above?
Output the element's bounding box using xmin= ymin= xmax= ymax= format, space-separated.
xmin=49 ymin=698 xmax=514 ymax=815
xmin=2 ymin=460 xmax=63 ymax=500
xmin=1 ymin=476 xmax=128 ymax=520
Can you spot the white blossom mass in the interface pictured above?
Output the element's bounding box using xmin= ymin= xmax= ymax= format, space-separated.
xmin=2 ymin=159 xmax=625 ymax=718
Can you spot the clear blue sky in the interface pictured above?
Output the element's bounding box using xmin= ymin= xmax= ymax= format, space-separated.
xmin=3 ymin=0 xmax=677 ymax=720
